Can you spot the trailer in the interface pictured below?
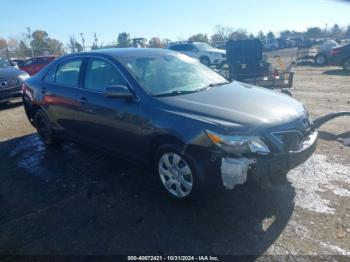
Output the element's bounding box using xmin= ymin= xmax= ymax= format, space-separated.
xmin=217 ymin=39 xmax=294 ymax=93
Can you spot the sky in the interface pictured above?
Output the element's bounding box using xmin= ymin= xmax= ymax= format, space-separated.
xmin=1 ymin=0 xmax=349 ymax=47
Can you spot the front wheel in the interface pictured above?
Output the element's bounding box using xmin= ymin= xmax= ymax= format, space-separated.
xmin=200 ymin=57 xmax=210 ymax=67
xmin=314 ymin=54 xmax=327 ymax=66
xmin=343 ymin=58 xmax=350 ymax=71
xmin=155 ymin=144 xmax=198 ymax=200
xmin=34 ymin=109 xmax=61 ymax=146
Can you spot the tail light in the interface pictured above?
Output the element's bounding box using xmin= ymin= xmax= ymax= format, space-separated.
xmin=330 ymin=47 xmax=342 ymax=56
xmin=272 ymin=70 xmax=279 ymax=78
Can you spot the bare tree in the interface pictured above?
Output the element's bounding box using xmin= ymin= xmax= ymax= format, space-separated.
xmin=214 ymin=25 xmax=233 ymax=40
xmin=68 ymin=36 xmax=77 ymax=53
xmin=149 ymin=37 xmax=163 ymax=48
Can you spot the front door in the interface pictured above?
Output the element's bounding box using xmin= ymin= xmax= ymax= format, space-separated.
xmin=76 ymin=57 xmax=142 ymax=158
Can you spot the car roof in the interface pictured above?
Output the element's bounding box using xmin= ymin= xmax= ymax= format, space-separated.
xmin=89 ymin=48 xmax=174 ymax=58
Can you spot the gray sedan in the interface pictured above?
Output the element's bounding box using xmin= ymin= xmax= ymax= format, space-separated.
xmin=0 ymin=57 xmax=29 ymax=103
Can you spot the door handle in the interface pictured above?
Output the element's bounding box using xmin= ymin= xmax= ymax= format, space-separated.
xmin=41 ymin=87 xmax=47 ymax=94
xmin=78 ymin=97 xmax=88 ymax=104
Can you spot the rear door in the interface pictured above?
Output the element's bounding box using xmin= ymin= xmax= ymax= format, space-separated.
xmin=76 ymin=57 xmax=142 ymax=158
xmin=41 ymin=57 xmax=83 ymax=137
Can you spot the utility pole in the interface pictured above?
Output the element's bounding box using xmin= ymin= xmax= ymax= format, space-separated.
xmin=80 ymin=33 xmax=85 ymax=51
xmin=4 ymin=40 xmax=10 ymax=60
xmin=26 ymin=27 xmax=35 ymax=57
xmin=94 ymin=33 xmax=98 ymax=48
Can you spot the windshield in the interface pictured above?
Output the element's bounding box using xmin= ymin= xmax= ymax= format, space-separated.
xmin=119 ymin=53 xmax=228 ymax=96
xmin=193 ymin=42 xmax=214 ymax=50
xmin=0 ymin=58 xmax=11 ymax=68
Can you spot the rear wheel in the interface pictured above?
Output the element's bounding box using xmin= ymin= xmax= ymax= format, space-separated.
xmin=200 ymin=57 xmax=210 ymax=67
xmin=155 ymin=144 xmax=199 ymax=200
xmin=34 ymin=109 xmax=61 ymax=146
xmin=314 ymin=54 xmax=327 ymax=66
xmin=343 ymin=58 xmax=350 ymax=71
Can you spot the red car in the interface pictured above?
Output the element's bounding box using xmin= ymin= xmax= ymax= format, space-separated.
xmin=19 ymin=55 xmax=57 ymax=76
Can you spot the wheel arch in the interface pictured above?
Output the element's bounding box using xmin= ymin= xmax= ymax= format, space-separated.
xmin=199 ymin=55 xmax=211 ymax=64
xmin=23 ymin=96 xmax=41 ymax=127
xmin=148 ymin=134 xmax=186 ymax=164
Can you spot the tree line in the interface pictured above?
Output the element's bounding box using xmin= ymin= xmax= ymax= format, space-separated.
xmin=1 ymin=23 xmax=350 ymax=58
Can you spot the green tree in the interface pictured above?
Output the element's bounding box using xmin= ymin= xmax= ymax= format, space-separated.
xmin=257 ymin=30 xmax=265 ymax=42
xmin=331 ymin=24 xmax=342 ymax=37
xmin=47 ymin=38 xmax=64 ymax=55
xmin=31 ymin=30 xmax=49 ymax=55
xmin=266 ymin=31 xmax=275 ymax=40
xmin=280 ymin=30 xmax=292 ymax=39
xmin=229 ymin=29 xmax=248 ymax=40
xmin=117 ymin=32 xmax=131 ymax=48
xmin=188 ymin=33 xmax=209 ymax=43
xmin=31 ymin=30 xmax=64 ymax=55
xmin=306 ymin=27 xmax=322 ymax=37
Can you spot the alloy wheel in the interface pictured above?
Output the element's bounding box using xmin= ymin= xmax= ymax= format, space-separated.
xmin=316 ymin=55 xmax=326 ymax=65
xmin=158 ymin=152 xmax=193 ymax=198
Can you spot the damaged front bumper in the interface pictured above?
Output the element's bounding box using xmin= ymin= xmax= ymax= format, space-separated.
xmin=220 ymin=131 xmax=318 ymax=189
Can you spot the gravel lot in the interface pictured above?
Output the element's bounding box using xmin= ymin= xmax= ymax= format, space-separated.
xmin=0 ymin=54 xmax=349 ymax=256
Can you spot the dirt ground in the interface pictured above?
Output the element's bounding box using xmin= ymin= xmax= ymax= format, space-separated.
xmin=0 ymin=52 xmax=349 ymax=257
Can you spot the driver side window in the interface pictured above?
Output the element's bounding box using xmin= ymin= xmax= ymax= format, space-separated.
xmin=85 ymin=58 xmax=125 ymax=92
xmin=23 ymin=59 xmax=35 ymax=67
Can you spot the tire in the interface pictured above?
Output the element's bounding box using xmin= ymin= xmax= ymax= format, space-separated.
xmin=343 ymin=58 xmax=350 ymax=71
xmin=154 ymin=143 xmax=201 ymax=200
xmin=314 ymin=54 xmax=327 ymax=66
xmin=34 ymin=109 xmax=61 ymax=146
xmin=200 ymin=57 xmax=210 ymax=67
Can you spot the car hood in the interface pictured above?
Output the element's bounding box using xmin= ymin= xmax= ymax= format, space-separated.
xmin=205 ymin=48 xmax=225 ymax=54
xmin=157 ymin=82 xmax=306 ymax=130
xmin=0 ymin=67 xmax=25 ymax=78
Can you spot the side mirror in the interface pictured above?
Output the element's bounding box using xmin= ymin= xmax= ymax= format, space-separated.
xmin=105 ymin=85 xmax=133 ymax=99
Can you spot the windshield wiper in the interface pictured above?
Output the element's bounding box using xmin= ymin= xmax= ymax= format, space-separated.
xmin=154 ymin=82 xmax=229 ymax=97
xmin=208 ymin=82 xmax=229 ymax=87
xmin=154 ymin=90 xmax=198 ymax=97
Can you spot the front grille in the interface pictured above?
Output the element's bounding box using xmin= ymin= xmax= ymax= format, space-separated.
xmin=0 ymin=78 xmax=20 ymax=89
xmin=272 ymin=130 xmax=305 ymax=152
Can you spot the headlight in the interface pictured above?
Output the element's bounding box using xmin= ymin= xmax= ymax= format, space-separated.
xmin=18 ymin=73 xmax=30 ymax=82
xmin=206 ymin=130 xmax=270 ymax=155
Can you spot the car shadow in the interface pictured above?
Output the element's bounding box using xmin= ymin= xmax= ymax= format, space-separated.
xmin=322 ymin=69 xmax=350 ymax=76
xmin=0 ymin=134 xmax=295 ymax=256
xmin=0 ymin=99 xmax=22 ymax=111
xmin=318 ymin=130 xmax=350 ymax=146
xmin=295 ymin=61 xmax=315 ymax=66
